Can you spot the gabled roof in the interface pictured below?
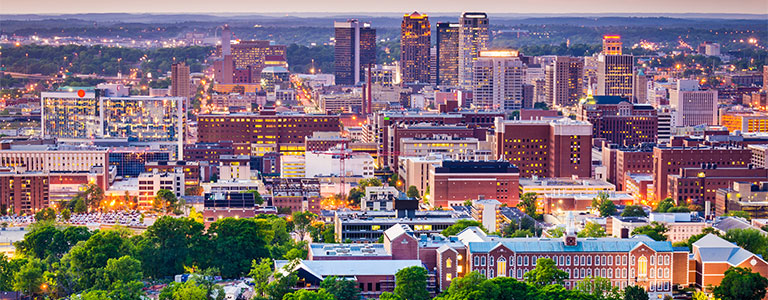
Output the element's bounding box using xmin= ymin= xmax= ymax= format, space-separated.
xmin=456 ymin=226 xmax=490 ymax=244
xmin=384 ymin=223 xmax=413 ymax=240
xmin=693 ymin=234 xmax=762 ymax=266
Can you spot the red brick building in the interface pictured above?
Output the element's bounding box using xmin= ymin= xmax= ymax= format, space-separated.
xmin=0 ymin=171 xmax=49 ymax=214
xmin=197 ymin=110 xmax=341 ymax=154
xmin=266 ymin=177 xmax=322 ymax=214
xmin=495 ymin=118 xmax=592 ymax=178
xmin=667 ymin=166 xmax=768 ymax=207
xmin=428 ymin=160 xmax=520 ymax=208
xmin=653 ymin=146 xmax=753 ymax=203
xmin=602 ymin=143 xmax=654 ymax=191
xmin=578 ymin=96 xmax=657 ymax=147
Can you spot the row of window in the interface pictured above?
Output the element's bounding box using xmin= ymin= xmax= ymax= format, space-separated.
xmin=472 ymin=253 xmax=672 ymax=267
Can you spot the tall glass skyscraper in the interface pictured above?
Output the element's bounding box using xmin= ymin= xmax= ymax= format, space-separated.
xmin=436 ymin=22 xmax=460 ymax=86
xmin=334 ymin=20 xmax=376 ymax=85
xmin=458 ymin=12 xmax=489 ymax=89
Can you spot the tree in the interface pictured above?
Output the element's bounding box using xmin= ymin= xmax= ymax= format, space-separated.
xmin=713 ymin=267 xmax=768 ymax=300
xmin=578 ymin=222 xmax=607 ymax=238
xmin=433 ymin=271 xmax=502 ymax=300
xmin=292 ymin=211 xmax=317 ymax=242
xmin=13 ymin=258 xmax=45 ymax=297
xmin=103 ymin=255 xmax=143 ymax=285
xmin=548 ymin=227 xmax=566 ymax=238
xmin=73 ymin=196 xmax=88 ymax=214
xmin=61 ymin=208 xmax=72 ymax=221
xmin=208 ymin=218 xmax=271 ymax=278
xmin=264 ymin=260 xmax=299 ymax=300
xmin=154 ymin=189 xmax=178 ymax=213
xmin=632 ymin=222 xmax=669 ymax=241
xmin=34 ymin=207 xmax=57 ymax=222
xmin=724 ymin=211 xmax=751 ymax=220
xmin=723 ymin=228 xmax=768 ymax=257
xmin=321 ymin=276 xmax=360 ymax=300
xmin=574 ymin=276 xmax=622 ymax=300
xmin=621 ymin=205 xmax=647 ymax=217
xmin=66 ymin=229 xmax=134 ymax=289
xmin=244 ymin=189 xmax=265 ymax=205
xmin=388 ymin=173 xmax=401 ymax=188
xmin=14 ymin=224 xmax=67 ymax=259
xmin=83 ymin=183 xmax=105 ymax=211
xmin=159 ymin=279 xmax=223 ymax=300
xmin=282 ymin=289 xmax=335 ymax=300
xmin=524 ymin=258 xmax=568 ymax=287
xmin=592 ymin=193 xmax=617 ymax=217
xmin=655 ymin=198 xmax=675 ymax=213
xmin=517 ymin=192 xmax=539 ymax=219
xmin=135 ymin=216 xmax=207 ymax=278
xmin=392 ymin=266 xmax=429 ymax=300
xmin=249 ymin=258 xmax=273 ymax=299
xmin=0 ymin=254 xmax=24 ymax=291
xmin=406 ymin=186 xmax=420 ymax=199
xmin=623 ymin=285 xmax=648 ymax=300
xmin=441 ymin=220 xmax=485 ymax=236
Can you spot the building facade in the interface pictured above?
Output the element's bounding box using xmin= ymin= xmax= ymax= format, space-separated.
xmin=335 ymin=20 xmax=377 ymax=85
xmin=400 ymin=12 xmax=431 ymax=84
xmin=472 ymin=50 xmax=524 ymax=110
xmin=458 ymin=12 xmax=489 ymax=89
xmin=436 ymin=22 xmax=460 ymax=86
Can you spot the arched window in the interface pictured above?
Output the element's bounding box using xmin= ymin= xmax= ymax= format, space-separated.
xmin=637 ymin=256 xmax=648 ymax=278
xmin=446 ymin=258 xmax=452 ymax=268
xmin=497 ymin=257 xmax=507 ymax=277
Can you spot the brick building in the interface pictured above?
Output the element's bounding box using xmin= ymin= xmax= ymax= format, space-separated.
xmin=0 ymin=171 xmax=49 ymax=214
xmin=667 ymin=166 xmax=768 ymax=208
xmin=716 ymin=181 xmax=768 ymax=218
xmin=196 ymin=110 xmax=341 ymax=155
xmin=266 ymin=177 xmax=321 ymax=214
xmin=578 ymin=96 xmax=657 ymax=147
xmin=428 ymin=160 xmax=520 ymax=208
xmin=652 ymin=146 xmax=753 ymax=203
xmin=494 ymin=118 xmax=592 ymax=178
xmin=602 ymin=143 xmax=654 ymax=191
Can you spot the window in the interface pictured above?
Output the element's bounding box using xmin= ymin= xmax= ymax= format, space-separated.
xmin=608 ymin=256 xmax=613 ymax=265
xmin=481 ymin=257 xmax=486 ymax=266
xmin=664 ymin=255 xmax=670 ymax=266
xmin=575 ymin=256 xmax=580 ymax=266
xmin=518 ymin=269 xmax=523 ymax=278
xmin=446 ymin=274 xmax=452 ymax=281
xmin=490 ymin=256 xmax=495 ymax=267
xmin=650 ymin=255 xmax=655 ymax=266
xmin=446 ymin=258 xmax=452 ymax=268
xmin=637 ymin=256 xmax=648 ymax=278
xmin=566 ymin=256 xmax=571 ymax=265
xmin=518 ymin=256 xmax=523 ymax=266
xmin=532 ymin=256 xmax=537 ymax=266
xmin=608 ymin=268 xmax=613 ymax=278
xmin=481 ymin=269 xmax=486 ymax=276
xmin=474 ymin=256 xmax=480 ymax=266
xmin=631 ymin=256 xmax=635 ymax=266
xmin=595 ymin=256 xmax=601 ymax=265
xmin=602 ymin=255 xmax=607 ymax=265
xmin=587 ymin=256 xmax=592 ymax=265
xmin=665 ymin=268 xmax=670 ymax=278
xmin=587 ymin=269 xmax=592 ymax=277
xmin=622 ymin=256 xmax=627 ymax=265
xmin=525 ymin=256 xmax=529 ymax=266
xmin=580 ymin=268 xmax=585 ymax=278
xmin=497 ymin=258 xmax=507 ymax=277
xmin=658 ymin=268 xmax=663 ymax=278
xmin=489 ymin=269 xmax=495 ymax=278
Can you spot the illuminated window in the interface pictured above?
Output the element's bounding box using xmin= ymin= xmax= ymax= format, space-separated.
xmin=637 ymin=256 xmax=648 ymax=278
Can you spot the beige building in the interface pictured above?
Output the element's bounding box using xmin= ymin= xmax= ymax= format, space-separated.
xmin=400 ymin=135 xmax=481 ymax=159
xmin=397 ymin=155 xmax=443 ymax=195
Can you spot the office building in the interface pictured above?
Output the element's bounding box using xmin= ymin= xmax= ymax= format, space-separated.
xmin=652 ymin=146 xmax=753 ymax=202
xmin=267 ymin=177 xmax=321 ymax=214
xmin=0 ymin=143 xmax=110 ymax=190
xmin=545 ymin=56 xmax=584 ymax=107
xmin=472 ymin=50 xmax=524 ymax=110
xmin=196 ymin=110 xmax=340 ymax=153
xmin=750 ymin=144 xmax=768 ymax=168
xmin=668 ymin=166 xmax=768 ymax=207
xmin=400 ymin=12 xmax=431 ymax=84
xmin=602 ymin=35 xmax=623 ymax=55
xmin=436 ymin=22 xmax=460 ymax=86
xmin=670 ymin=80 xmax=718 ymax=126
xmin=171 ymin=62 xmax=191 ymax=98
xmin=203 ymin=192 xmax=258 ymax=226
xmin=494 ymin=118 xmax=592 ymax=178
xmin=428 ymin=160 xmax=520 ymax=208
xmin=361 ymin=186 xmax=404 ymax=211
xmin=720 ymin=110 xmax=768 ymax=133
xmin=716 ymin=181 xmax=768 ymax=218
xmin=335 ymin=20 xmax=377 ymax=85
xmin=578 ymin=96 xmax=657 ymax=146
xmin=458 ymin=12 xmax=489 ymax=89
xmin=0 ymin=171 xmax=49 ymax=215
xmin=137 ymin=169 xmax=185 ymax=209
xmin=109 ymin=148 xmax=170 ymax=178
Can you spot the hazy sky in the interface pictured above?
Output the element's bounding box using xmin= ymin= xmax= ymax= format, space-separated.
xmin=3 ymin=0 xmax=767 ymax=14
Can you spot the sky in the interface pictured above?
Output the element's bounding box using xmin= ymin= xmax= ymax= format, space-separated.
xmin=2 ymin=0 xmax=767 ymax=15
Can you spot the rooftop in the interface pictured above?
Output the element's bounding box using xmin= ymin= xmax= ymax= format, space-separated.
xmin=309 ymin=243 xmax=389 ymax=257
xmin=275 ymin=259 xmax=423 ymax=278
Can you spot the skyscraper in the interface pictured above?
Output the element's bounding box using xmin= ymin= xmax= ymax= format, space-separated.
xmin=400 ymin=12 xmax=431 ymax=84
xmin=436 ymin=22 xmax=460 ymax=86
xmin=670 ymin=80 xmax=718 ymax=126
xmin=472 ymin=50 xmax=524 ymax=110
xmin=334 ymin=20 xmax=377 ymax=85
xmin=602 ymin=35 xmax=622 ymax=55
xmin=544 ymin=56 xmax=584 ymax=107
xmin=171 ymin=62 xmax=191 ymax=98
xmin=458 ymin=12 xmax=489 ymax=89
xmin=597 ymin=35 xmax=634 ymax=99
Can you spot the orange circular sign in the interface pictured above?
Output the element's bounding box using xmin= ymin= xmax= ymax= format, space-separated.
xmin=77 ymin=89 xmax=86 ymax=97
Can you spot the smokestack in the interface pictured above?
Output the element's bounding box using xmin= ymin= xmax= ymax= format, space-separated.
xmin=222 ymin=24 xmax=232 ymax=56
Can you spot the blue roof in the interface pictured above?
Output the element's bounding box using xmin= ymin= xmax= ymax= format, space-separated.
xmin=468 ymin=237 xmax=674 ymax=253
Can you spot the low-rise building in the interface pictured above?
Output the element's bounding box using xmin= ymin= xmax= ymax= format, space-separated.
xmin=429 ymin=160 xmax=520 ymax=208
xmin=361 ymin=186 xmax=403 ymax=211
xmin=137 ymin=168 xmax=185 ymax=209
xmin=716 ymin=181 xmax=768 ymax=218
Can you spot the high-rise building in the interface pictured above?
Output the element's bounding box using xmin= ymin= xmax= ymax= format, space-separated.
xmin=171 ymin=62 xmax=191 ymax=98
xmin=458 ymin=12 xmax=489 ymax=89
xmin=544 ymin=56 xmax=584 ymax=107
xmin=602 ymin=35 xmax=623 ymax=55
xmin=597 ymin=54 xmax=634 ymax=99
xmin=400 ymin=12 xmax=431 ymax=84
xmin=472 ymin=50 xmax=524 ymax=110
xmin=633 ymin=69 xmax=651 ymax=103
xmin=670 ymin=80 xmax=718 ymax=126
xmin=596 ymin=36 xmax=633 ymax=99
xmin=436 ymin=22 xmax=460 ymax=86
xmin=763 ymin=65 xmax=768 ymax=91
xmin=494 ymin=118 xmax=592 ymax=178
xmin=577 ymin=96 xmax=657 ymax=146
xmin=334 ymin=20 xmax=377 ymax=85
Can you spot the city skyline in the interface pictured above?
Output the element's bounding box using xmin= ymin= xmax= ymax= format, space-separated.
xmin=2 ymin=0 xmax=767 ymax=15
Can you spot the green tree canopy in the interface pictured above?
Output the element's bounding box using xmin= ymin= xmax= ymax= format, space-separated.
xmin=282 ymin=289 xmax=335 ymax=300
xmin=621 ymin=205 xmax=647 ymax=217
xmin=524 ymin=258 xmax=568 ymax=287
xmin=392 ymin=266 xmax=429 ymax=300
xmin=406 ymin=186 xmax=420 ymax=199
xmin=320 ymin=276 xmax=360 ymax=300
xmin=573 ymin=276 xmax=622 ymax=300
xmin=441 ymin=220 xmax=485 ymax=236
xmin=623 ymin=285 xmax=648 ymax=300
xmin=723 ymin=228 xmax=768 ymax=257
xmin=517 ymin=192 xmax=539 ymax=219
xmin=578 ymin=222 xmax=607 ymax=238
xmin=631 ymin=222 xmax=668 ymax=241
xmin=592 ymin=193 xmax=617 ymax=217
xmin=713 ymin=267 xmax=768 ymax=300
